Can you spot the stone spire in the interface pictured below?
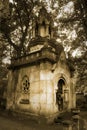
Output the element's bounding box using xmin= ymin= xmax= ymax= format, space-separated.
xmin=32 ymin=7 xmax=53 ymax=39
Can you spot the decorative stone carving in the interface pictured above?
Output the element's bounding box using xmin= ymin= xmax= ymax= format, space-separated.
xmin=22 ymin=75 xmax=30 ymax=93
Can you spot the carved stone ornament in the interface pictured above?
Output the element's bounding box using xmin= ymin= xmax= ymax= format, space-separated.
xmin=22 ymin=75 xmax=30 ymax=93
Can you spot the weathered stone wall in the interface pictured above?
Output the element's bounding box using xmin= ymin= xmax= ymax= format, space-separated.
xmin=7 ymin=61 xmax=54 ymax=116
xmin=52 ymin=52 xmax=76 ymax=112
xmin=7 ymin=56 xmax=76 ymax=117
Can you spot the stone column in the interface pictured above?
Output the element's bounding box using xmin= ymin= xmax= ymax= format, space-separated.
xmin=32 ymin=27 xmax=35 ymax=38
xmin=46 ymin=24 xmax=49 ymax=36
xmin=63 ymin=120 xmax=73 ymax=130
xmin=72 ymin=115 xmax=80 ymax=130
xmin=51 ymin=30 xmax=53 ymax=38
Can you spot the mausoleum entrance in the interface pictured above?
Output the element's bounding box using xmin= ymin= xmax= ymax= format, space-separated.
xmin=56 ymin=79 xmax=65 ymax=111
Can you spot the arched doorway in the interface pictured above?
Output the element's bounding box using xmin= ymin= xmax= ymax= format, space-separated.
xmin=56 ymin=79 xmax=65 ymax=111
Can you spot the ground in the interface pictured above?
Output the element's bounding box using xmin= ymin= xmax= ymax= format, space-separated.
xmin=0 ymin=110 xmax=87 ymax=130
xmin=0 ymin=110 xmax=62 ymax=130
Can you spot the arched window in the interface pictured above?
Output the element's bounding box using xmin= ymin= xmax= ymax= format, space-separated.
xmin=35 ymin=23 xmax=38 ymax=36
xmin=22 ymin=75 xmax=30 ymax=93
xmin=49 ymin=26 xmax=51 ymax=35
xmin=56 ymin=79 xmax=65 ymax=111
xmin=57 ymin=79 xmax=65 ymax=94
xmin=42 ymin=21 xmax=45 ymax=26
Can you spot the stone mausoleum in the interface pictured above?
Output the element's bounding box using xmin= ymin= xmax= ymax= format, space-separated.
xmin=7 ymin=7 xmax=76 ymax=121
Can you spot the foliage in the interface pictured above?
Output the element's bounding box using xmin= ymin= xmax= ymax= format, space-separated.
xmin=0 ymin=0 xmax=42 ymax=56
xmin=49 ymin=0 xmax=87 ymax=92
